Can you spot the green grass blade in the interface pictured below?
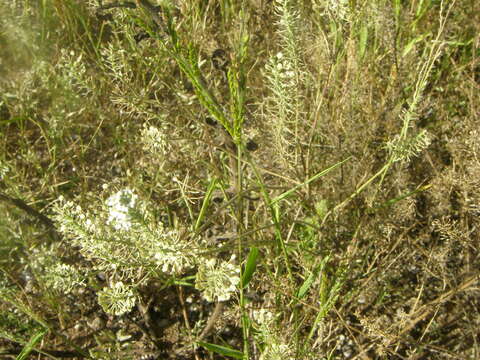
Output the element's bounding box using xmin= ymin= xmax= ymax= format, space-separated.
xmin=296 ymin=269 xmax=318 ymax=300
xmin=378 ymin=184 xmax=431 ymax=209
xmin=197 ymin=341 xmax=244 ymax=359
xmin=358 ymin=24 xmax=368 ymax=60
xmin=403 ymin=33 xmax=431 ymax=58
xmin=194 ymin=178 xmax=218 ymax=231
xmin=241 ymin=247 xmax=259 ymax=289
xmin=16 ymin=329 xmax=47 ymax=360
xmin=271 ymin=157 xmax=351 ymax=205
xmin=246 ymin=155 xmax=293 ymax=279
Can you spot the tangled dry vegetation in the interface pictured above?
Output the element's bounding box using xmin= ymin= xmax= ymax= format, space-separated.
xmin=0 ymin=0 xmax=479 ymax=359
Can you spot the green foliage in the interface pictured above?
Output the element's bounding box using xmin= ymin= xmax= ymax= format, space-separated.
xmin=240 ymin=247 xmax=259 ymax=289
xmin=198 ymin=341 xmax=244 ymax=359
xmin=1 ymin=0 xmax=478 ymax=359
xmin=15 ymin=329 xmax=47 ymax=360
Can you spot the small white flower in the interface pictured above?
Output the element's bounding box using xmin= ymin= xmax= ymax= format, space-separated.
xmin=97 ymin=281 xmax=136 ymax=316
xmin=106 ymin=189 xmax=138 ymax=231
xmin=140 ymin=124 xmax=170 ymax=155
xmin=325 ymin=0 xmax=350 ymax=21
xmin=385 ymin=129 xmax=432 ymax=163
xmin=260 ymin=342 xmax=294 ymax=360
xmin=44 ymin=263 xmax=85 ymax=294
xmin=195 ymin=258 xmax=240 ymax=302
xmin=252 ymin=308 xmax=275 ymax=326
xmin=52 ymin=197 xmax=93 ymax=241
xmin=151 ymin=229 xmax=195 ymax=275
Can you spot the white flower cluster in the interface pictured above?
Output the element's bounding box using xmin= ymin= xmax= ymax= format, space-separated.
xmin=106 ymin=188 xmax=138 ymax=231
xmin=52 ymin=196 xmax=93 ymax=241
xmin=252 ymin=308 xmax=294 ymax=360
xmin=259 ymin=342 xmax=294 ymax=360
xmin=268 ymin=52 xmax=296 ymax=84
xmin=56 ymin=48 xmax=91 ymax=96
xmin=324 ymin=0 xmax=350 ymax=22
xmin=195 ymin=258 xmax=240 ymax=302
xmin=252 ymin=308 xmax=275 ymax=326
xmin=140 ymin=124 xmax=170 ymax=156
xmin=386 ymin=129 xmax=432 ymax=163
xmin=150 ymin=228 xmax=196 ymax=275
xmin=97 ymin=282 xmax=136 ymax=316
xmin=264 ymin=50 xmax=302 ymax=164
xmin=99 ymin=38 xmax=161 ymax=120
xmin=274 ymin=0 xmax=301 ymax=63
xmin=264 ymin=52 xmax=298 ymax=127
xmin=53 ymin=190 xmax=198 ymax=280
xmin=100 ymin=42 xmax=131 ymax=83
xmin=44 ymin=263 xmax=85 ymax=294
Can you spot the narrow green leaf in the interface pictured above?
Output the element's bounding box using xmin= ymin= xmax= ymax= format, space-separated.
xmin=194 ymin=178 xmax=217 ymax=231
xmin=358 ymin=24 xmax=368 ymax=60
xmin=16 ymin=329 xmax=47 ymax=360
xmin=394 ymin=0 xmax=401 ymax=20
xmin=296 ymin=270 xmax=318 ymax=299
xmin=402 ymin=33 xmax=430 ymax=58
xmin=271 ymin=157 xmax=351 ymax=205
xmin=198 ymin=341 xmax=244 ymax=359
xmin=241 ymin=247 xmax=259 ymax=289
xmin=415 ymin=0 xmax=426 ymax=18
xmin=379 ymin=184 xmax=431 ymax=209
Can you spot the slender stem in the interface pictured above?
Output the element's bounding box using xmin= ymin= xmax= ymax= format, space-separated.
xmin=0 ymin=192 xmax=60 ymax=240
